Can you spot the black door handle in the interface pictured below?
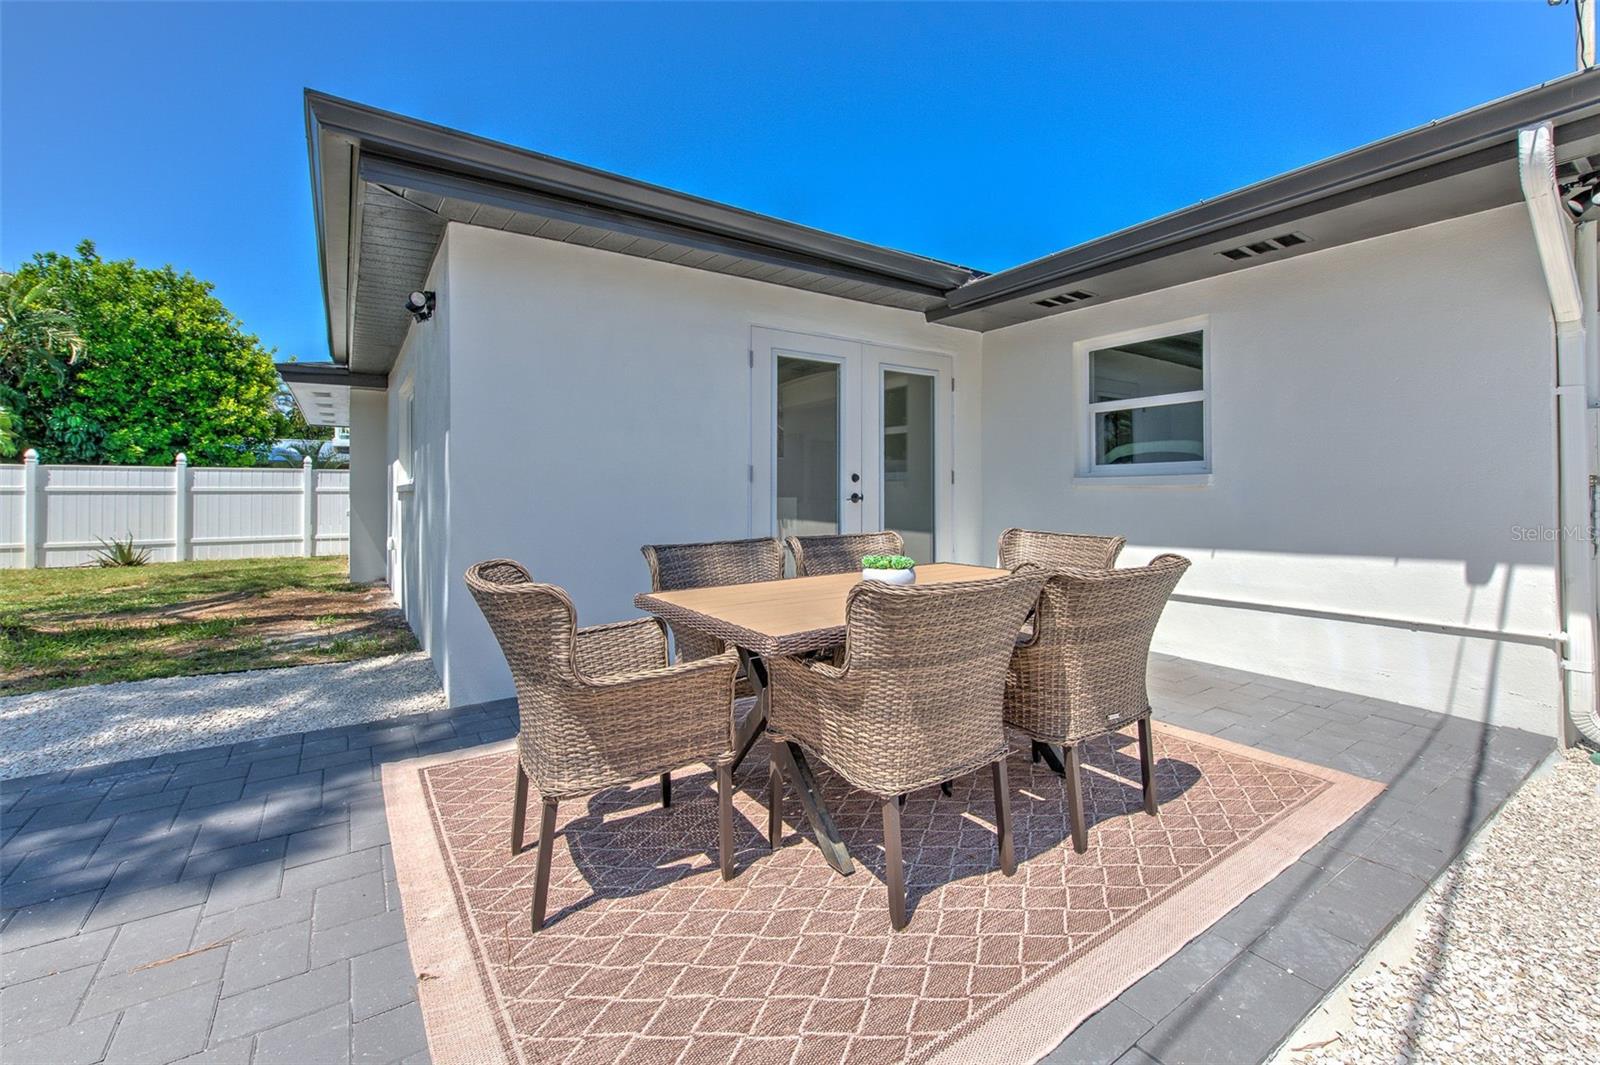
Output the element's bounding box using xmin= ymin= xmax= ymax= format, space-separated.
xmin=848 ymin=492 xmax=863 ymax=503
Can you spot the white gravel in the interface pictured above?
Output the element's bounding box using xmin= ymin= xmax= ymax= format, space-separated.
xmin=1283 ymin=748 xmax=1600 ymax=1064
xmin=0 ymin=651 xmax=447 ymax=780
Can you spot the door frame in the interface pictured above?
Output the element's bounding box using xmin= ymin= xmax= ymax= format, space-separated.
xmin=750 ymin=326 xmax=956 ymax=560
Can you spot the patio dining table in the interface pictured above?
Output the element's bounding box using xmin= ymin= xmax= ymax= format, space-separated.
xmin=634 ymin=561 xmax=1009 ymax=876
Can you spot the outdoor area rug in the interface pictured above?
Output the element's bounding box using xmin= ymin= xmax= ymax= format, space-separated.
xmin=382 ymin=717 xmax=1381 ymax=1065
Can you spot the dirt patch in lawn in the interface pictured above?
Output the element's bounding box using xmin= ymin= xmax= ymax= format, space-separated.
xmin=1 ymin=556 xmax=419 ymax=695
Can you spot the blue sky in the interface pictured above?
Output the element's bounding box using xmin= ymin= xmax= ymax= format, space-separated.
xmin=0 ymin=2 xmax=1580 ymax=363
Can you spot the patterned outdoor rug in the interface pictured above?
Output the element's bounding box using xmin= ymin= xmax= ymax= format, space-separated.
xmin=383 ymin=719 xmax=1380 ymax=1065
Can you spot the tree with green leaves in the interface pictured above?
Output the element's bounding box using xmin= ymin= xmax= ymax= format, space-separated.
xmin=0 ymin=270 xmax=86 ymax=457
xmin=3 ymin=241 xmax=286 ymax=465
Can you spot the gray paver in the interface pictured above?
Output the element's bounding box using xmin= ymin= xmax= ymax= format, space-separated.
xmin=103 ymin=982 xmax=218 ymax=1064
xmin=0 ymin=1012 xmax=117 ymax=1065
xmin=1137 ymin=953 xmax=1324 ymax=1064
xmin=1041 ymin=1000 xmax=1155 ymax=1064
xmin=351 ymin=940 xmax=417 ymax=1021
xmin=0 ymin=962 xmax=98 ymax=1039
xmin=0 ymin=924 xmax=114 ymax=986
xmin=208 ymin=960 xmax=349 ymax=1044
xmin=78 ymin=939 xmax=228 ymax=1020
xmin=220 ymin=918 xmax=312 ymax=996
xmin=353 ymin=1001 xmax=429 ymax=1063
xmin=253 ymin=1003 xmax=353 ymax=1065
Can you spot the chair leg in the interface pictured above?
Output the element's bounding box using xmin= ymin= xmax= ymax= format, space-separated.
xmin=530 ymin=797 xmax=558 ymax=932
xmin=510 ymin=762 xmax=529 ymax=856
xmin=716 ymin=762 xmax=734 ymax=881
xmin=767 ymin=751 xmax=782 ymax=849
xmin=882 ymin=796 xmax=907 ymax=931
xmin=1064 ymin=744 xmax=1087 ymax=854
xmin=990 ymin=758 xmax=1016 ymax=876
xmin=660 ymin=771 xmax=672 ymax=808
xmin=1137 ymin=717 xmax=1158 ymax=816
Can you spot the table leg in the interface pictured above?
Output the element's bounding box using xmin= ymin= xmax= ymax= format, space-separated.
xmin=771 ymin=740 xmax=855 ymax=876
xmin=731 ymin=650 xmax=768 ymax=773
xmin=736 ymin=646 xmax=854 ymax=877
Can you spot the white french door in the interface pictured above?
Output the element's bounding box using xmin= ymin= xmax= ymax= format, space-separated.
xmin=751 ymin=327 xmax=954 ymax=562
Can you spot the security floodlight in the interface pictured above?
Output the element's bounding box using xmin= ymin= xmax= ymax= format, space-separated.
xmin=404 ymin=291 xmax=436 ymax=322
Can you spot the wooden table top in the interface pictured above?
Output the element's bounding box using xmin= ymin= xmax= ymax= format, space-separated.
xmin=633 ymin=562 xmax=1009 ymax=656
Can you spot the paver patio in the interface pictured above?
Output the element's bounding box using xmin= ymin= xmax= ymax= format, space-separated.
xmin=0 ymin=655 xmax=1548 ymax=1065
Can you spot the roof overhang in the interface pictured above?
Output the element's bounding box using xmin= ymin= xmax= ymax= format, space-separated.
xmin=305 ymin=91 xmax=983 ymax=371
xmin=277 ymin=362 xmax=386 ymax=427
xmin=932 ymin=69 xmax=1600 ymax=331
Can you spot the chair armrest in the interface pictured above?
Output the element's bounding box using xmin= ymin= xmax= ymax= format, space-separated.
xmin=575 ymin=616 xmax=669 ymax=676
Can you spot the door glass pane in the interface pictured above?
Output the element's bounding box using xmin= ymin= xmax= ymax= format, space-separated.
xmin=1095 ymin=401 xmax=1205 ymax=465
xmin=882 ymin=370 xmax=935 ymax=562
xmin=1089 ymin=331 xmax=1203 ymax=403
xmin=776 ymin=356 xmax=840 ymax=542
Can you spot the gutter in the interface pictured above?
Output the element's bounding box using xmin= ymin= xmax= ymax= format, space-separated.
xmin=1519 ymin=122 xmax=1600 ymax=748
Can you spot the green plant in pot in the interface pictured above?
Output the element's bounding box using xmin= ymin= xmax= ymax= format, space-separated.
xmin=861 ymin=554 xmax=917 ymax=585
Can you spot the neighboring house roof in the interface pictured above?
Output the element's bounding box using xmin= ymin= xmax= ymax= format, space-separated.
xmin=292 ymin=69 xmax=1600 ymax=395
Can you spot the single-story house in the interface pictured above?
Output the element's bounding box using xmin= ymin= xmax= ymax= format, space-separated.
xmin=280 ymin=72 xmax=1600 ymax=746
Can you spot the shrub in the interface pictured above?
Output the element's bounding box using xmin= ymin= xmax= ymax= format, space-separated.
xmin=90 ymin=534 xmax=151 ymax=567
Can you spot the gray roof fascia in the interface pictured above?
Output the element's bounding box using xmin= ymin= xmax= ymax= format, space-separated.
xmin=359 ymin=155 xmax=955 ymax=300
xmin=941 ymin=69 xmax=1600 ymax=315
xmin=276 ymin=362 xmax=388 ymax=390
xmin=305 ymin=90 xmax=978 ymax=294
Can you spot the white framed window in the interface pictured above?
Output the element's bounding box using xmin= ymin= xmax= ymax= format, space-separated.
xmin=396 ymin=380 xmax=416 ymax=485
xmin=1076 ymin=317 xmax=1209 ymax=478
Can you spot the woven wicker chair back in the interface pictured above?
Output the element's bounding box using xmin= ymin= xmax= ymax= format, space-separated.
xmin=997 ymin=528 xmax=1126 ymax=571
xmin=822 ymin=570 xmax=1047 ymax=794
xmin=1005 ymin=554 xmax=1190 ymax=743
xmin=641 ymin=538 xmax=783 ymax=661
xmin=785 ymin=531 xmax=906 ymax=576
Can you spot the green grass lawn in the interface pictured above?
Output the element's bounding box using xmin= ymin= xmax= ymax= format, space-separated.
xmin=0 ymin=556 xmax=418 ymax=695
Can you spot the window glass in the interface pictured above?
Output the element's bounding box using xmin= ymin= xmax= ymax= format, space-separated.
xmin=1089 ymin=331 xmax=1203 ymax=403
xmin=1095 ymin=402 xmax=1205 ymax=466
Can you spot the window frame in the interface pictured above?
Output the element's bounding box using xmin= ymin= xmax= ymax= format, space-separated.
xmin=1075 ymin=315 xmax=1212 ymax=480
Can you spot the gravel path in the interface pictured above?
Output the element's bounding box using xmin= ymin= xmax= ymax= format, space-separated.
xmin=0 ymin=651 xmax=446 ymax=780
xmin=1285 ymin=748 xmax=1600 ymax=1064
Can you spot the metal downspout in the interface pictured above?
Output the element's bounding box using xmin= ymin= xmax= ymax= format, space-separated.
xmin=1520 ymin=122 xmax=1600 ymax=747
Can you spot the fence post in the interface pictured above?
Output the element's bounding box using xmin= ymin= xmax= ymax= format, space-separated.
xmin=301 ymin=455 xmax=316 ymax=558
xmin=173 ymin=453 xmax=191 ymax=562
xmin=21 ymin=448 xmax=40 ymax=569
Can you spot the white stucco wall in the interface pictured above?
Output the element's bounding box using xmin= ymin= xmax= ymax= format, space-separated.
xmin=435 ymin=223 xmax=985 ymax=707
xmin=386 ymin=233 xmax=454 ymax=689
xmin=347 ymin=389 xmax=387 ymax=584
xmin=979 ymin=205 xmax=1562 ymax=734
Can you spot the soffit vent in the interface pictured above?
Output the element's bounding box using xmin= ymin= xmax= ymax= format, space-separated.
xmin=1217 ymin=232 xmax=1310 ymax=262
xmin=1032 ymin=289 xmax=1095 ymax=309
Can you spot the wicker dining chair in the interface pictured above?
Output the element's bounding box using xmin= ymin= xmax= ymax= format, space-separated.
xmin=465 ymin=559 xmax=741 ymax=932
xmin=1004 ymin=554 xmax=1191 ymax=853
xmin=765 ymin=569 xmax=1049 ymax=930
xmin=785 ymin=531 xmax=906 ymax=576
xmin=641 ymin=538 xmax=784 ymax=664
xmin=997 ymin=528 xmax=1126 ymax=570
xmin=641 ymin=537 xmax=784 ymax=725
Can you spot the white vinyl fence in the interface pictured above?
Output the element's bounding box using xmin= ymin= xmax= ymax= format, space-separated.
xmin=1 ymin=450 xmax=349 ymax=568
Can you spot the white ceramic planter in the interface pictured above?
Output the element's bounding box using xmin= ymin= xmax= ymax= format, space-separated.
xmin=861 ymin=567 xmax=916 ymax=585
